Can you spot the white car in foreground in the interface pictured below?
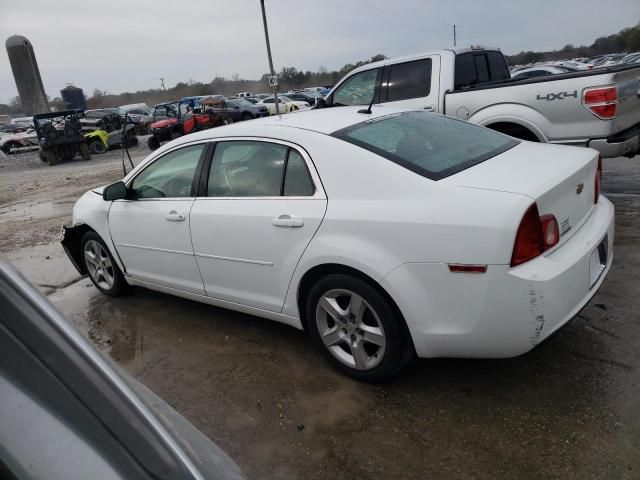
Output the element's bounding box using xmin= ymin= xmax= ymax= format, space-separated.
xmin=62 ymin=107 xmax=614 ymax=381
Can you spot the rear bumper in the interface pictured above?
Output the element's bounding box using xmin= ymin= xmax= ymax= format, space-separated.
xmin=587 ymin=122 xmax=640 ymax=158
xmin=381 ymin=197 xmax=615 ymax=358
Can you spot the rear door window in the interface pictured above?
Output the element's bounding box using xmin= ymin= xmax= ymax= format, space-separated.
xmin=385 ymin=59 xmax=432 ymax=102
xmin=487 ymin=51 xmax=510 ymax=81
xmin=454 ymin=53 xmax=476 ymax=90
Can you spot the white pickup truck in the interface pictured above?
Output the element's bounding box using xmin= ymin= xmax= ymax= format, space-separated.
xmin=318 ymin=47 xmax=640 ymax=158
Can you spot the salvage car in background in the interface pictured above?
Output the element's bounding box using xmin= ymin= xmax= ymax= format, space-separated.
xmin=257 ymin=95 xmax=310 ymax=114
xmin=0 ymin=128 xmax=39 ymax=155
xmin=61 ymin=107 xmax=614 ymax=381
xmin=0 ymin=261 xmax=245 ymax=479
xmin=222 ymin=98 xmax=269 ymax=121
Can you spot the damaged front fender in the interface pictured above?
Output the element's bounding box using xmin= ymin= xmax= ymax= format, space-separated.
xmin=60 ymin=224 xmax=88 ymax=275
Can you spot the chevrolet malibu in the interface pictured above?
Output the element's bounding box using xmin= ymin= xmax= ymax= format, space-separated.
xmin=61 ymin=107 xmax=614 ymax=381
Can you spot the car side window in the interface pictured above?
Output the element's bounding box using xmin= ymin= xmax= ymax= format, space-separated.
xmin=474 ymin=54 xmax=490 ymax=83
xmin=332 ymin=68 xmax=381 ymax=106
xmin=208 ymin=141 xmax=288 ymax=197
xmin=284 ymin=150 xmax=315 ymax=196
xmin=454 ymin=53 xmax=476 ymax=90
xmin=131 ymin=144 xmax=204 ymax=199
xmin=264 ymin=98 xmax=274 ymax=104
xmin=385 ymin=59 xmax=432 ymax=102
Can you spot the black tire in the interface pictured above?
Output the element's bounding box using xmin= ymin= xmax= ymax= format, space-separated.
xmin=45 ymin=150 xmax=59 ymax=166
xmin=306 ymin=274 xmax=409 ymax=382
xmin=80 ymin=231 xmax=129 ymax=297
xmin=38 ymin=150 xmax=47 ymax=162
xmin=90 ymin=139 xmax=108 ymax=154
xmin=1 ymin=141 xmax=18 ymax=155
xmin=80 ymin=143 xmax=91 ymax=161
xmin=147 ymin=136 xmax=160 ymax=150
xmin=241 ymin=112 xmax=253 ymax=121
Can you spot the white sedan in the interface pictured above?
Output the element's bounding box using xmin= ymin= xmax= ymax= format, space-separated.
xmin=62 ymin=107 xmax=614 ymax=381
xmin=257 ymin=95 xmax=309 ymax=115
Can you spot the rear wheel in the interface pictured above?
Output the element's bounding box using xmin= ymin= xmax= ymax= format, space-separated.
xmin=306 ymin=274 xmax=409 ymax=382
xmin=45 ymin=149 xmax=59 ymax=165
xmin=81 ymin=232 xmax=129 ymax=296
xmin=89 ymin=139 xmax=107 ymax=154
xmin=80 ymin=143 xmax=91 ymax=160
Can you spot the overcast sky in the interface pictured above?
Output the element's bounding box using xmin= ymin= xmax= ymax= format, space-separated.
xmin=1 ymin=0 xmax=639 ymax=104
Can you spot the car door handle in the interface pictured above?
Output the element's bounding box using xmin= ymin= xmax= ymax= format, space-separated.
xmin=166 ymin=211 xmax=186 ymax=222
xmin=423 ymin=105 xmax=435 ymax=111
xmin=272 ymin=214 xmax=304 ymax=227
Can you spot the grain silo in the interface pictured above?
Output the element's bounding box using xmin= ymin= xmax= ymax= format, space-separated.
xmin=6 ymin=35 xmax=49 ymax=115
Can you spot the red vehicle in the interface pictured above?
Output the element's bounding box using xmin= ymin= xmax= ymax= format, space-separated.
xmin=147 ymin=100 xmax=216 ymax=150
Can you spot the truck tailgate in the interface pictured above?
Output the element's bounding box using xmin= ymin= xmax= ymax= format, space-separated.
xmin=611 ymin=68 xmax=640 ymax=133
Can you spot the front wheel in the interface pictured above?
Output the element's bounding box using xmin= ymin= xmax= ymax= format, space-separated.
xmin=306 ymin=274 xmax=409 ymax=382
xmin=81 ymin=232 xmax=129 ymax=296
xmin=80 ymin=143 xmax=91 ymax=160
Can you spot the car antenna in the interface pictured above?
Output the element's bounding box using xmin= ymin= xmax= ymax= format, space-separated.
xmin=358 ymin=95 xmax=375 ymax=114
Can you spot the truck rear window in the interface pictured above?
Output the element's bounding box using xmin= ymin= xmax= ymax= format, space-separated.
xmin=331 ymin=111 xmax=519 ymax=180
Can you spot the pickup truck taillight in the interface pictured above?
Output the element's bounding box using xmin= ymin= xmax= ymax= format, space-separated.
xmin=594 ymin=155 xmax=602 ymax=204
xmin=583 ymin=86 xmax=617 ymax=120
xmin=511 ymin=204 xmax=559 ymax=267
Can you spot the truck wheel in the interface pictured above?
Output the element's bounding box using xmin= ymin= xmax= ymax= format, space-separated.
xmin=38 ymin=150 xmax=47 ymax=162
xmin=45 ymin=150 xmax=59 ymax=166
xmin=80 ymin=143 xmax=91 ymax=161
xmin=147 ymin=136 xmax=160 ymax=150
xmin=90 ymin=139 xmax=107 ymax=154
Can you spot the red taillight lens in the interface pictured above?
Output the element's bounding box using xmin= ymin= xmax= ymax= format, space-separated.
xmin=583 ymin=86 xmax=617 ymax=120
xmin=594 ymin=155 xmax=602 ymax=204
xmin=540 ymin=214 xmax=559 ymax=249
xmin=511 ymin=204 xmax=544 ymax=267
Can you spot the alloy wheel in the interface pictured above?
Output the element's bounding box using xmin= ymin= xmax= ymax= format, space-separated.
xmin=84 ymin=240 xmax=115 ymax=290
xmin=315 ymin=289 xmax=386 ymax=370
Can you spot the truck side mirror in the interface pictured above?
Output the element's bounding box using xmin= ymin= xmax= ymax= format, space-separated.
xmin=103 ymin=181 xmax=128 ymax=201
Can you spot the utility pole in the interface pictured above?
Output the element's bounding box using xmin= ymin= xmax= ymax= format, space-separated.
xmin=159 ymin=77 xmax=166 ymax=91
xmin=453 ymin=24 xmax=457 ymax=47
xmin=260 ymin=0 xmax=279 ymax=114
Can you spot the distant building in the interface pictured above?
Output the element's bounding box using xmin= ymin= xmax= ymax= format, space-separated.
xmin=61 ymin=85 xmax=87 ymax=111
xmin=6 ymin=35 xmax=49 ymax=115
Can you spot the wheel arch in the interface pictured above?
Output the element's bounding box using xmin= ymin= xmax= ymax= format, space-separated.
xmin=485 ymin=121 xmax=541 ymax=142
xmin=296 ymin=263 xmax=416 ymax=355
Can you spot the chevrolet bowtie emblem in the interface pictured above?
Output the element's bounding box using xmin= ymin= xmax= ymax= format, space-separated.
xmin=576 ymin=183 xmax=584 ymax=194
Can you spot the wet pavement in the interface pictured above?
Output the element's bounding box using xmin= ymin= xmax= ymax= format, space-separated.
xmin=1 ymin=149 xmax=639 ymax=479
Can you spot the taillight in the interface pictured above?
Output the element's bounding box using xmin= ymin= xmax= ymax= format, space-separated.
xmin=511 ymin=204 xmax=544 ymax=267
xmin=511 ymin=204 xmax=560 ymax=267
xmin=540 ymin=214 xmax=559 ymax=249
xmin=583 ymin=86 xmax=617 ymax=120
xmin=594 ymin=155 xmax=602 ymax=204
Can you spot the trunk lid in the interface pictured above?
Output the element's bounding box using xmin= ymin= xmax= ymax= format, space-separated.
xmin=444 ymin=141 xmax=599 ymax=246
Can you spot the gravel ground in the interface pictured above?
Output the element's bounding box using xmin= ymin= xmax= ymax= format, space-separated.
xmin=1 ymin=147 xmax=639 ymax=479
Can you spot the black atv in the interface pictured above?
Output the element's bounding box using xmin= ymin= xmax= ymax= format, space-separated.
xmin=33 ymin=111 xmax=90 ymax=165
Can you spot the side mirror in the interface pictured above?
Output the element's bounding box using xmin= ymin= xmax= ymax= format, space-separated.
xmin=316 ymin=98 xmax=327 ymax=109
xmin=103 ymin=181 xmax=128 ymax=201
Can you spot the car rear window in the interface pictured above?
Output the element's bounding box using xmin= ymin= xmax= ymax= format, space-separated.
xmin=331 ymin=111 xmax=519 ymax=180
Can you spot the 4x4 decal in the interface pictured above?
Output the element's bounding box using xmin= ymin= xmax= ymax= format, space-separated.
xmin=536 ymin=91 xmax=578 ymax=101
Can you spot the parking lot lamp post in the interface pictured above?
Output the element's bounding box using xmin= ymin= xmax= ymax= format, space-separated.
xmin=260 ymin=0 xmax=280 ymax=114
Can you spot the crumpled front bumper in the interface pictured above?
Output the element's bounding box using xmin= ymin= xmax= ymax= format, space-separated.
xmin=59 ymin=224 xmax=85 ymax=275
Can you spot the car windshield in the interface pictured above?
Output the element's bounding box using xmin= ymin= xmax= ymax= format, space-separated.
xmin=332 ymin=111 xmax=519 ymax=180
